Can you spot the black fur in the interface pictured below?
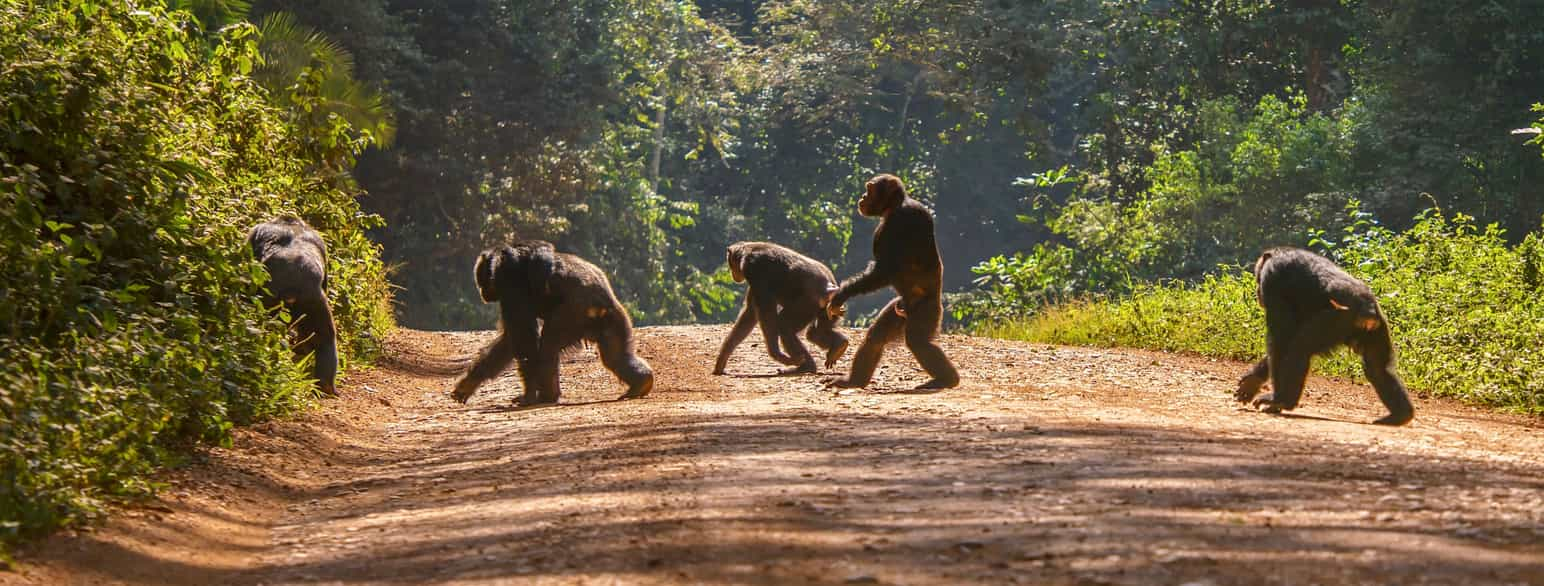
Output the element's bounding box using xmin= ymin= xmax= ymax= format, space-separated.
xmin=453 ymin=242 xmax=653 ymax=405
xmin=826 ymin=174 xmax=959 ymax=390
xmin=714 ymin=241 xmax=849 ymax=375
xmin=249 ymin=216 xmax=338 ymax=395
xmin=1235 ymin=247 xmax=1414 ymax=426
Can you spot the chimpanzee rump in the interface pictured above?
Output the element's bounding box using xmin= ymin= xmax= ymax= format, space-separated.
xmin=1235 ymin=247 xmax=1414 ymax=426
xmin=249 ymin=216 xmax=338 ymax=395
xmin=825 ymin=174 xmax=960 ymax=390
xmin=714 ymin=241 xmax=849 ymax=375
xmin=452 ymin=242 xmax=654 ymax=406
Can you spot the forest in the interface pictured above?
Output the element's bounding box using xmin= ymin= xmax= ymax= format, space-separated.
xmin=3 ymin=0 xmax=1544 ymax=567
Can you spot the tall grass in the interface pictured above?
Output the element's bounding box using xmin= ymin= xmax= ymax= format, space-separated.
xmin=983 ymin=210 xmax=1544 ymax=415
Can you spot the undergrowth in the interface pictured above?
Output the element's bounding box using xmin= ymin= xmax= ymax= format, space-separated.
xmin=983 ymin=209 xmax=1544 ymax=415
xmin=0 ymin=2 xmax=393 ymax=555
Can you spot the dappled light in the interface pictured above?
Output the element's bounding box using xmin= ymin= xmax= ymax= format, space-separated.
xmin=5 ymin=1 xmax=1544 ymax=582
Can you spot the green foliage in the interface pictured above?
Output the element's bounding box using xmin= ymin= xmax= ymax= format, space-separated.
xmin=248 ymin=1 xmax=1544 ymax=330
xmin=0 ymin=2 xmax=392 ymax=551
xmin=988 ymin=209 xmax=1544 ymax=415
xmin=968 ymin=93 xmax=1358 ymax=319
xmin=254 ymin=11 xmax=394 ymax=146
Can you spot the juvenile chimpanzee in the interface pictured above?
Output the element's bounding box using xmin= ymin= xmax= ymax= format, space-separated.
xmin=824 ymin=174 xmax=960 ymax=390
xmin=452 ymin=241 xmax=654 ymax=406
xmin=249 ymin=216 xmax=338 ymax=395
xmin=713 ymin=241 xmax=849 ymax=375
xmin=1235 ymin=247 xmax=1414 ymax=426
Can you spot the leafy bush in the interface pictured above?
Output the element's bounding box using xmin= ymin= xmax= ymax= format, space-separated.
xmin=985 ymin=207 xmax=1544 ymax=415
xmin=0 ymin=2 xmax=393 ymax=553
xmin=965 ymin=93 xmax=1359 ymax=321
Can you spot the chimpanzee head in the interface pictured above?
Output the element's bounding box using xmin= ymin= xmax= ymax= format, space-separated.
xmin=859 ymin=174 xmax=906 ymax=217
xmin=474 ymin=248 xmax=502 ymax=303
xmin=726 ymin=242 xmax=749 ymax=283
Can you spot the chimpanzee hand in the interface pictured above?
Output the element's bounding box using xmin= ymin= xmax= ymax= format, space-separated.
xmin=824 ymin=286 xmax=846 ymax=320
xmin=450 ymin=378 xmax=478 ymax=404
xmin=1235 ymin=373 xmax=1266 ymax=403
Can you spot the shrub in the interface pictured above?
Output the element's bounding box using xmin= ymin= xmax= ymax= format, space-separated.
xmin=0 ymin=2 xmax=393 ymax=553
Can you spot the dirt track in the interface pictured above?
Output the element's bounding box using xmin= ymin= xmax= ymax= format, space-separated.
xmin=6 ymin=326 xmax=1543 ymax=585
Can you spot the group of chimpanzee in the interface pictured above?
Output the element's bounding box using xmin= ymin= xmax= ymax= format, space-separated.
xmin=249 ymin=174 xmax=1414 ymax=426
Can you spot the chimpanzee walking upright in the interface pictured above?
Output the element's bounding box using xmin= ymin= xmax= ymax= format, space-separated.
xmin=1235 ymin=247 xmax=1414 ymax=425
xmin=825 ymin=174 xmax=959 ymax=390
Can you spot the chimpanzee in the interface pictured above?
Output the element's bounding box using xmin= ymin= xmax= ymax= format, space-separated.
xmin=1235 ymin=247 xmax=1414 ymax=426
xmin=824 ymin=174 xmax=960 ymax=390
xmin=713 ymin=241 xmax=849 ymax=375
xmin=452 ymin=241 xmax=654 ymax=406
xmin=249 ymin=216 xmax=338 ymax=395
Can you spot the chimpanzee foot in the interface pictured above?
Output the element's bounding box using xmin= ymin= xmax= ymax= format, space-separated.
xmin=1251 ymin=393 xmax=1287 ymax=414
xmin=619 ymin=376 xmax=654 ymax=400
xmin=915 ymin=376 xmax=959 ymax=390
xmin=825 ymin=376 xmax=868 ymax=389
xmin=769 ymin=351 xmax=804 ymax=367
xmin=1373 ymin=411 xmax=1413 ymax=426
xmin=824 ymin=340 xmax=849 ymax=369
xmin=779 ymin=360 xmax=818 ymax=375
xmin=515 ymin=392 xmax=557 ymax=407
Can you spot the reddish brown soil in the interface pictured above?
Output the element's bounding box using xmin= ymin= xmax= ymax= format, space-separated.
xmin=5 ymin=327 xmax=1543 ymax=585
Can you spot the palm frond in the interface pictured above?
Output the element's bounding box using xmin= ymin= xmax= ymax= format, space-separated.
xmin=253 ymin=11 xmax=395 ymax=146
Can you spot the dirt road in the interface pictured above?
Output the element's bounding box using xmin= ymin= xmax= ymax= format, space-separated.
xmin=6 ymin=327 xmax=1543 ymax=585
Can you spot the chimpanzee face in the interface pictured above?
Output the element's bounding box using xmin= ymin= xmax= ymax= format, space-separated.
xmin=859 ymin=174 xmax=904 ymax=217
xmin=727 ymin=245 xmax=746 ymax=283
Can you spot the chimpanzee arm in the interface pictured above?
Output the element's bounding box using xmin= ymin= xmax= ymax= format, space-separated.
xmin=524 ymin=241 xmax=557 ymax=298
xmin=713 ymin=293 xmax=760 ymax=374
xmin=453 ymin=292 xmax=541 ymax=403
xmin=1358 ymin=326 xmax=1414 ymax=425
xmin=290 ymin=286 xmax=338 ymax=394
xmin=830 ymin=213 xmax=914 ymax=307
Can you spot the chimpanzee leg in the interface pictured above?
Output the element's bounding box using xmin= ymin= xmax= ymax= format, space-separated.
xmin=807 ymin=311 xmax=850 ymax=369
xmin=713 ymin=295 xmax=760 ymax=374
xmin=1237 ymin=299 xmax=1297 ymax=404
xmin=595 ymin=312 xmax=654 ymax=399
xmin=525 ymin=314 xmax=585 ymax=405
xmin=903 ymin=294 xmax=959 ymax=390
xmin=753 ymin=291 xmax=800 ymax=366
xmin=1357 ymin=326 xmax=1414 ymax=426
xmin=831 ymin=298 xmax=906 ymax=388
xmin=1257 ymin=309 xmax=1349 ymax=412
xmin=774 ymin=303 xmax=819 ymax=374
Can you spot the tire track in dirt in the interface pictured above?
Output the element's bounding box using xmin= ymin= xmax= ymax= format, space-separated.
xmin=6 ymin=326 xmax=1543 ymax=585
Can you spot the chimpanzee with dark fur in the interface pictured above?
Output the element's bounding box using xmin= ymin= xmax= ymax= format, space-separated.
xmin=1235 ymin=247 xmax=1414 ymax=425
xmin=249 ymin=216 xmax=338 ymax=395
xmin=714 ymin=242 xmax=849 ymax=375
xmin=452 ymin=241 xmax=654 ymax=406
xmin=824 ymin=174 xmax=960 ymax=390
